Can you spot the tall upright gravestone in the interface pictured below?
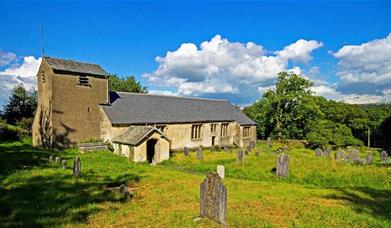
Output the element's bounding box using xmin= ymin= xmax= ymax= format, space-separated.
xmin=73 ymin=157 xmax=81 ymax=177
xmin=366 ymin=152 xmax=373 ymax=164
xmin=184 ymin=147 xmax=190 ymax=157
xmin=200 ymin=172 xmax=227 ymax=224
xmin=315 ymin=148 xmax=323 ymax=157
xmin=267 ymin=137 xmax=272 ymax=148
xmin=324 ymin=148 xmax=331 ymax=157
xmin=237 ymin=150 xmax=245 ymax=165
xmin=276 ymin=153 xmax=289 ymax=177
xmin=197 ymin=147 xmax=203 ymax=160
xmin=381 ymin=151 xmax=389 ymax=162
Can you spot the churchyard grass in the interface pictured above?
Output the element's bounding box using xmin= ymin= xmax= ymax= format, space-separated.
xmin=1 ymin=139 xmax=390 ymax=227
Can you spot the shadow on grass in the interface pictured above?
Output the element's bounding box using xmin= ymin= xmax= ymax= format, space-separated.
xmin=0 ymin=141 xmax=141 ymax=227
xmin=324 ymin=187 xmax=391 ymax=222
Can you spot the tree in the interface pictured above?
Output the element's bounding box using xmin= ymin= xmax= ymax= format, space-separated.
xmin=245 ymin=72 xmax=322 ymax=139
xmin=108 ymin=74 xmax=147 ymax=93
xmin=2 ymin=85 xmax=36 ymax=125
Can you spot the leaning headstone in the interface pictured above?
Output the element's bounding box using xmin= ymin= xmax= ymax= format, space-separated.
xmin=315 ymin=148 xmax=323 ymax=157
xmin=61 ymin=159 xmax=67 ymax=169
xmin=199 ymin=172 xmax=227 ymax=224
xmin=381 ymin=151 xmax=389 ymax=162
xmin=349 ymin=149 xmax=359 ymax=162
xmin=184 ymin=147 xmax=190 ymax=157
xmin=49 ymin=155 xmax=54 ymax=162
xmin=324 ymin=148 xmax=331 ymax=157
xmin=237 ymin=150 xmax=245 ymax=165
xmin=217 ymin=165 xmax=225 ymax=179
xmin=267 ymin=137 xmax=272 ymax=148
xmin=276 ymin=153 xmax=289 ymax=177
xmin=197 ymin=147 xmax=203 ymax=160
xmin=55 ymin=156 xmax=61 ymax=164
xmin=73 ymin=157 xmax=81 ymax=177
xmin=366 ymin=152 xmax=373 ymax=164
xmin=119 ymin=184 xmax=132 ymax=202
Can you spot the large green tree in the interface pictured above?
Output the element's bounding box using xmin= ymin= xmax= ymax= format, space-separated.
xmin=245 ymin=72 xmax=322 ymax=140
xmin=108 ymin=74 xmax=147 ymax=93
xmin=2 ymin=85 xmax=37 ymax=125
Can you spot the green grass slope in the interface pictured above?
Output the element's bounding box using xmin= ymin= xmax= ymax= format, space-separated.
xmin=0 ymin=140 xmax=390 ymax=227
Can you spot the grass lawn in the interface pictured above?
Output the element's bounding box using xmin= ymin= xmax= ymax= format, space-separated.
xmin=0 ymin=140 xmax=390 ymax=227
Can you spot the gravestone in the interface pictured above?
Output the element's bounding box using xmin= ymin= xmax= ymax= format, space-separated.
xmin=315 ymin=148 xmax=323 ymax=157
xmin=381 ymin=151 xmax=389 ymax=162
xmin=217 ymin=165 xmax=225 ymax=179
xmin=197 ymin=147 xmax=203 ymax=160
xmin=61 ymin=159 xmax=67 ymax=169
xmin=73 ymin=157 xmax=81 ymax=177
xmin=49 ymin=155 xmax=54 ymax=162
xmin=267 ymin=137 xmax=272 ymax=148
xmin=223 ymin=146 xmax=229 ymax=152
xmin=256 ymin=148 xmax=262 ymax=158
xmin=119 ymin=184 xmax=132 ymax=202
xmin=276 ymin=153 xmax=289 ymax=177
xmin=366 ymin=152 xmax=373 ymax=164
xmin=237 ymin=150 xmax=245 ymax=165
xmin=349 ymin=149 xmax=359 ymax=162
xmin=249 ymin=141 xmax=256 ymax=150
xmin=246 ymin=144 xmax=251 ymax=152
xmin=184 ymin=147 xmax=190 ymax=157
xmin=324 ymin=148 xmax=331 ymax=157
xmin=354 ymin=158 xmax=366 ymax=165
xmin=199 ymin=172 xmax=227 ymax=224
xmin=335 ymin=150 xmax=345 ymax=161
xmin=55 ymin=156 xmax=61 ymax=164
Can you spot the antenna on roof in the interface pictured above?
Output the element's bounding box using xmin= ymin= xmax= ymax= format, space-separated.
xmin=41 ymin=24 xmax=45 ymax=58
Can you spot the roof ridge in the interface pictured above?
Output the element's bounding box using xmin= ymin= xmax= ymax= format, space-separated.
xmin=113 ymin=91 xmax=228 ymax=102
xmin=44 ymin=56 xmax=101 ymax=66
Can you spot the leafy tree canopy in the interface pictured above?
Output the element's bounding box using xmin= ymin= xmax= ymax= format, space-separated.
xmin=108 ymin=74 xmax=147 ymax=93
xmin=2 ymin=85 xmax=36 ymax=125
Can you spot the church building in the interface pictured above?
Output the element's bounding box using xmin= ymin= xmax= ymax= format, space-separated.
xmin=32 ymin=57 xmax=257 ymax=164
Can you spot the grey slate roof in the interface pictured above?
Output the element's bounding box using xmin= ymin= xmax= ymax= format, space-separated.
xmin=45 ymin=57 xmax=108 ymax=76
xmin=112 ymin=126 xmax=169 ymax=146
xmin=101 ymin=92 xmax=256 ymax=125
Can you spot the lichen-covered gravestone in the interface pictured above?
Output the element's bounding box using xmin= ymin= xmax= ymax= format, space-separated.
xmin=49 ymin=155 xmax=54 ymax=162
xmin=381 ymin=151 xmax=389 ymax=162
xmin=237 ymin=150 xmax=245 ymax=165
xmin=73 ymin=157 xmax=81 ymax=177
xmin=61 ymin=159 xmax=67 ymax=169
xmin=55 ymin=156 xmax=61 ymax=164
xmin=199 ymin=172 xmax=227 ymax=224
xmin=197 ymin=147 xmax=203 ymax=160
xmin=267 ymin=137 xmax=272 ymax=148
xmin=315 ymin=148 xmax=323 ymax=157
xmin=324 ymin=148 xmax=331 ymax=157
xmin=366 ymin=152 xmax=373 ymax=164
xmin=184 ymin=147 xmax=190 ymax=157
xmin=276 ymin=153 xmax=289 ymax=177
xmin=217 ymin=165 xmax=225 ymax=179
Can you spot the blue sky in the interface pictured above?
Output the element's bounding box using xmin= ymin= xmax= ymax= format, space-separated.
xmin=0 ymin=1 xmax=390 ymax=106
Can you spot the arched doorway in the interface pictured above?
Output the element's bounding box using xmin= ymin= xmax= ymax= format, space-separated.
xmin=146 ymin=139 xmax=158 ymax=163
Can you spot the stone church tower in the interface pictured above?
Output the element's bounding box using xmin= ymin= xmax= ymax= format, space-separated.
xmin=32 ymin=57 xmax=109 ymax=148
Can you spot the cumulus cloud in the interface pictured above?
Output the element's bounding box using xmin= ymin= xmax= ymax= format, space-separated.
xmin=0 ymin=50 xmax=16 ymax=66
xmin=0 ymin=56 xmax=41 ymax=107
xmin=144 ymin=35 xmax=323 ymax=103
xmin=333 ymin=33 xmax=391 ymax=86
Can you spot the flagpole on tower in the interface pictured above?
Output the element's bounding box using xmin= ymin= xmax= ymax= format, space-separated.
xmin=41 ymin=24 xmax=45 ymax=58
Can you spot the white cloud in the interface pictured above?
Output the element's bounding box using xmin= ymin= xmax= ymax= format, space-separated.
xmin=144 ymin=35 xmax=322 ymax=103
xmin=333 ymin=33 xmax=391 ymax=85
xmin=0 ymin=56 xmax=41 ymax=107
xmin=0 ymin=50 xmax=16 ymax=66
